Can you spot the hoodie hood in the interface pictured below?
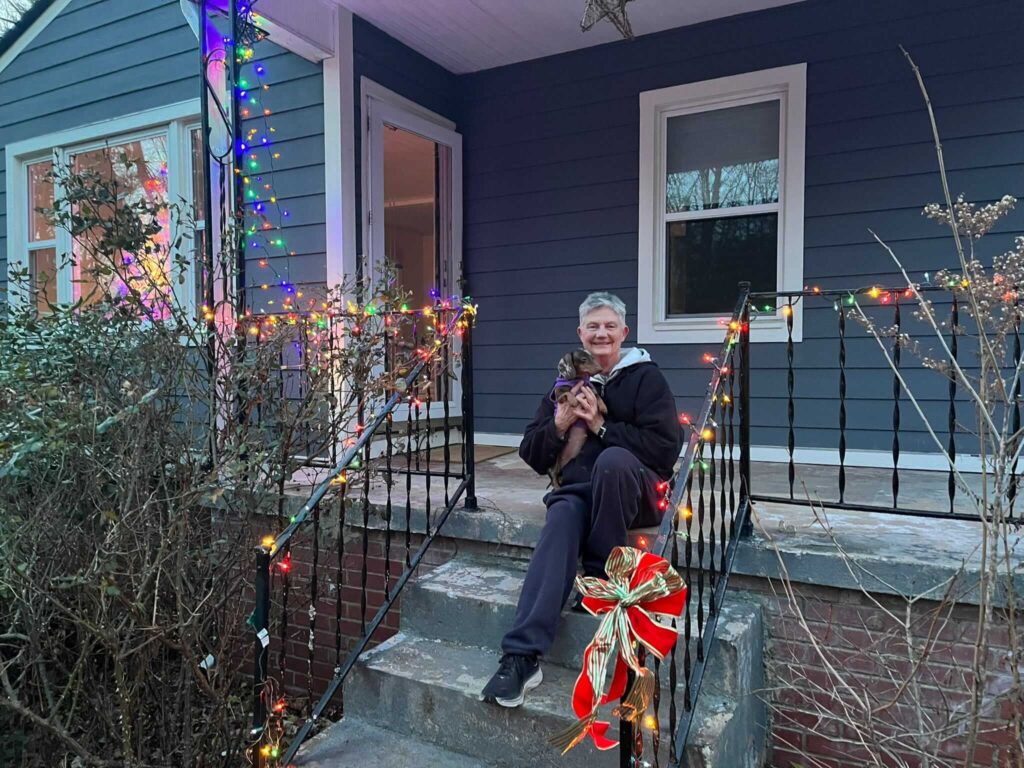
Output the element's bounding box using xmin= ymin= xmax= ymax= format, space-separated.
xmin=591 ymin=347 xmax=652 ymax=385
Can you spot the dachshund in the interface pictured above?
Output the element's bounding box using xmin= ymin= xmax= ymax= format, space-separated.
xmin=548 ymin=349 xmax=607 ymax=489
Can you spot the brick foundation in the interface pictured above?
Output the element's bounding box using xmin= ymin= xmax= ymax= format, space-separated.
xmin=732 ymin=575 xmax=1022 ymax=768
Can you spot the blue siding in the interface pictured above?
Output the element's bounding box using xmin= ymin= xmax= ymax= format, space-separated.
xmin=351 ymin=16 xmax=459 ymax=256
xmin=459 ymin=0 xmax=1024 ymax=453
xmin=243 ymin=41 xmax=327 ymax=311
xmin=0 ymin=0 xmax=326 ymax=311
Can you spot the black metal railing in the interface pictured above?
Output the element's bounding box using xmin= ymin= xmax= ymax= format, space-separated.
xmin=746 ymin=286 xmax=998 ymax=522
xmin=625 ymin=278 xmax=1011 ymax=766
xmin=616 ymin=283 xmax=751 ymax=768
xmin=244 ymin=303 xmax=477 ymax=766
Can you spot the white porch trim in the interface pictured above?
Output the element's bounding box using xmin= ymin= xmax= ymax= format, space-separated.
xmin=247 ymin=0 xmax=335 ymax=61
xmin=0 ymin=0 xmax=75 ymax=77
xmin=322 ymin=6 xmax=357 ymax=290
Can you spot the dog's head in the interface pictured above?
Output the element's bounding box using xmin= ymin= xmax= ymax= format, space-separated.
xmin=557 ymin=349 xmax=601 ymax=380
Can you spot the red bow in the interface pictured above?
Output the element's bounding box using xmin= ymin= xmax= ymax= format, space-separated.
xmin=550 ymin=546 xmax=687 ymax=754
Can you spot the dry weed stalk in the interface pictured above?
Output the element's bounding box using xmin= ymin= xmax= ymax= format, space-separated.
xmin=758 ymin=51 xmax=1023 ymax=768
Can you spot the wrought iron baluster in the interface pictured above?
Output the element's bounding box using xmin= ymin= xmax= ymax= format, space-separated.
xmin=707 ymin=404 xmax=718 ymax=596
xmin=461 ymin=318 xmax=478 ymax=509
xmin=359 ymin=392 xmax=370 ymax=635
xmin=443 ymin=318 xmax=452 ymax=505
xmin=695 ymin=453 xmax=707 ymax=662
xmin=414 ymin=316 xmax=422 ymax=473
xmin=307 ymin=502 xmax=319 ymax=712
xmin=334 ymin=482 xmax=346 ymax=671
xmin=717 ymin=390 xmax=728 ymax=574
xmin=948 ymin=296 xmax=959 ymax=515
xmin=892 ymin=297 xmax=901 ymax=508
xmin=425 ymin=354 xmax=434 ymax=537
xmin=739 ymin=291 xmax=752 ymax=537
xmin=651 ymin=653 xmax=661 ymax=768
xmin=786 ymin=296 xmax=794 ymax=501
xmin=302 ymin=324 xmax=313 ymax=461
xmin=252 ymin=549 xmax=271 ymax=736
xmin=279 ymin=542 xmax=290 ymax=681
xmin=682 ymin=472 xmax=694 ymax=712
xmin=406 ymin=384 xmax=414 ymax=569
xmin=838 ymin=305 xmax=847 ymax=504
xmin=631 ymin=645 xmax=646 ymax=765
xmin=668 ymin=490 xmax=682 ymax=761
xmin=384 ymin=407 xmax=394 ymax=596
xmin=727 ymin=362 xmax=736 ymax=537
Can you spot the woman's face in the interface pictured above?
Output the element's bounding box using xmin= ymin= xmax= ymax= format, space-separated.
xmin=577 ymin=307 xmax=628 ymax=362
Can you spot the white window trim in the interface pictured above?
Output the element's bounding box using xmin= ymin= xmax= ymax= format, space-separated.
xmin=6 ymin=99 xmax=202 ymax=315
xmin=638 ymin=64 xmax=806 ymax=344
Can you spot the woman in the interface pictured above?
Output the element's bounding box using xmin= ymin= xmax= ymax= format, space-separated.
xmin=480 ymin=291 xmax=683 ymax=707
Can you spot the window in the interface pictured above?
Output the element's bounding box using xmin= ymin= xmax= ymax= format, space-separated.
xmin=6 ymin=102 xmax=202 ymax=318
xmin=27 ymin=159 xmax=56 ymax=315
xmin=70 ymin=133 xmax=172 ymax=314
xmin=638 ymin=64 xmax=806 ymax=343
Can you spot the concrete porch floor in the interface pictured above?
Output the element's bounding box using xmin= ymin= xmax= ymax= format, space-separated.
xmin=287 ymin=444 xmax=1022 ymax=601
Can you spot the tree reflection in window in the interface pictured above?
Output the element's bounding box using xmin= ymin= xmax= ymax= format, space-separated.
xmin=71 ymin=136 xmax=172 ymax=318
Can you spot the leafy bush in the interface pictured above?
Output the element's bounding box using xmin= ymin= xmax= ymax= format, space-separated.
xmin=0 ymin=156 xmax=399 ymax=766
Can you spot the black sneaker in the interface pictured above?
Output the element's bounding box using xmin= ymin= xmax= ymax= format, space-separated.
xmin=479 ymin=653 xmax=542 ymax=708
xmin=569 ymin=591 xmax=587 ymax=614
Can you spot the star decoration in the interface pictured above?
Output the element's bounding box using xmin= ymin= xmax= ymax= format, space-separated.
xmin=581 ymin=0 xmax=638 ymax=39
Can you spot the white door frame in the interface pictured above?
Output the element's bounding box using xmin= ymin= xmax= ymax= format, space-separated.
xmin=360 ymin=78 xmax=465 ymax=421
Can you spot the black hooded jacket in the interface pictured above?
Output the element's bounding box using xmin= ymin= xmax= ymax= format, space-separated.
xmin=518 ymin=350 xmax=684 ymax=485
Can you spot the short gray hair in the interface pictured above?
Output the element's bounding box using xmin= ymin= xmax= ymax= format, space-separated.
xmin=578 ymin=292 xmax=627 ymax=326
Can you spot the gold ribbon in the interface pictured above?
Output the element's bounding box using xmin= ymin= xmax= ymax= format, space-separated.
xmin=550 ymin=546 xmax=687 ymax=754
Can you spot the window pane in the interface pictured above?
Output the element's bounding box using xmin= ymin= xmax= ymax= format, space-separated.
xmin=191 ymin=128 xmax=206 ymax=222
xmin=665 ymin=100 xmax=780 ymax=213
xmin=28 ymin=161 xmax=54 ymax=242
xmin=30 ymin=247 xmax=57 ymax=315
xmin=71 ymin=135 xmax=172 ymax=316
xmin=665 ymin=214 xmax=777 ymax=316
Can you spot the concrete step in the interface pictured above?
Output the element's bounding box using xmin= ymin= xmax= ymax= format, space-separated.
xmin=344 ymin=631 xmax=766 ymax=768
xmin=297 ymin=715 xmax=487 ymax=767
xmin=404 ymin=557 xmax=763 ymax=701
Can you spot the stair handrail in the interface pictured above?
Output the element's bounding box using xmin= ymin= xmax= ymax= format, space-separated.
xmin=248 ymin=303 xmax=476 ymax=766
xmin=627 ymin=282 xmax=752 ymax=767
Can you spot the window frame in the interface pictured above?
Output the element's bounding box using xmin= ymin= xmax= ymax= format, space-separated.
xmin=5 ymin=100 xmax=202 ymax=316
xmin=637 ymin=64 xmax=806 ymax=344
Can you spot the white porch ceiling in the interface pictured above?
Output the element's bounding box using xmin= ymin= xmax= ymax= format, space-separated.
xmin=335 ymin=0 xmax=805 ymax=74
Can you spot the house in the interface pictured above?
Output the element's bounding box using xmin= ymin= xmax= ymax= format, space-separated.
xmin=1 ymin=1 xmax=1021 ymax=766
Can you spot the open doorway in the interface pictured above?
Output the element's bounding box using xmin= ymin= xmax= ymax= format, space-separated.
xmin=363 ymin=80 xmax=463 ymax=418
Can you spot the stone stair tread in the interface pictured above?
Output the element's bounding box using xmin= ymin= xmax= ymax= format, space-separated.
xmin=414 ymin=556 xmax=751 ymax=637
xmin=356 ymin=631 xmax=583 ymax=720
xmin=298 ymin=715 xmax=487 ymax=767
xmin=348 ymin=630 xmax=758 ymax=767
xmin=406 ymin=556 xmax=762 ymax=702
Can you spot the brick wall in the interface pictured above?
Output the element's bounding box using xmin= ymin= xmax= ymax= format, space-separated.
xmin=732 ymin=576 xmax=1021 ymax=768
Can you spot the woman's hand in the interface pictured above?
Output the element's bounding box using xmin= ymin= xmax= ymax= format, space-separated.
xmin=573 ymin=387 xmax=605 ymax=435
xmin=554 ymin=383 xmax=583 ymax=437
